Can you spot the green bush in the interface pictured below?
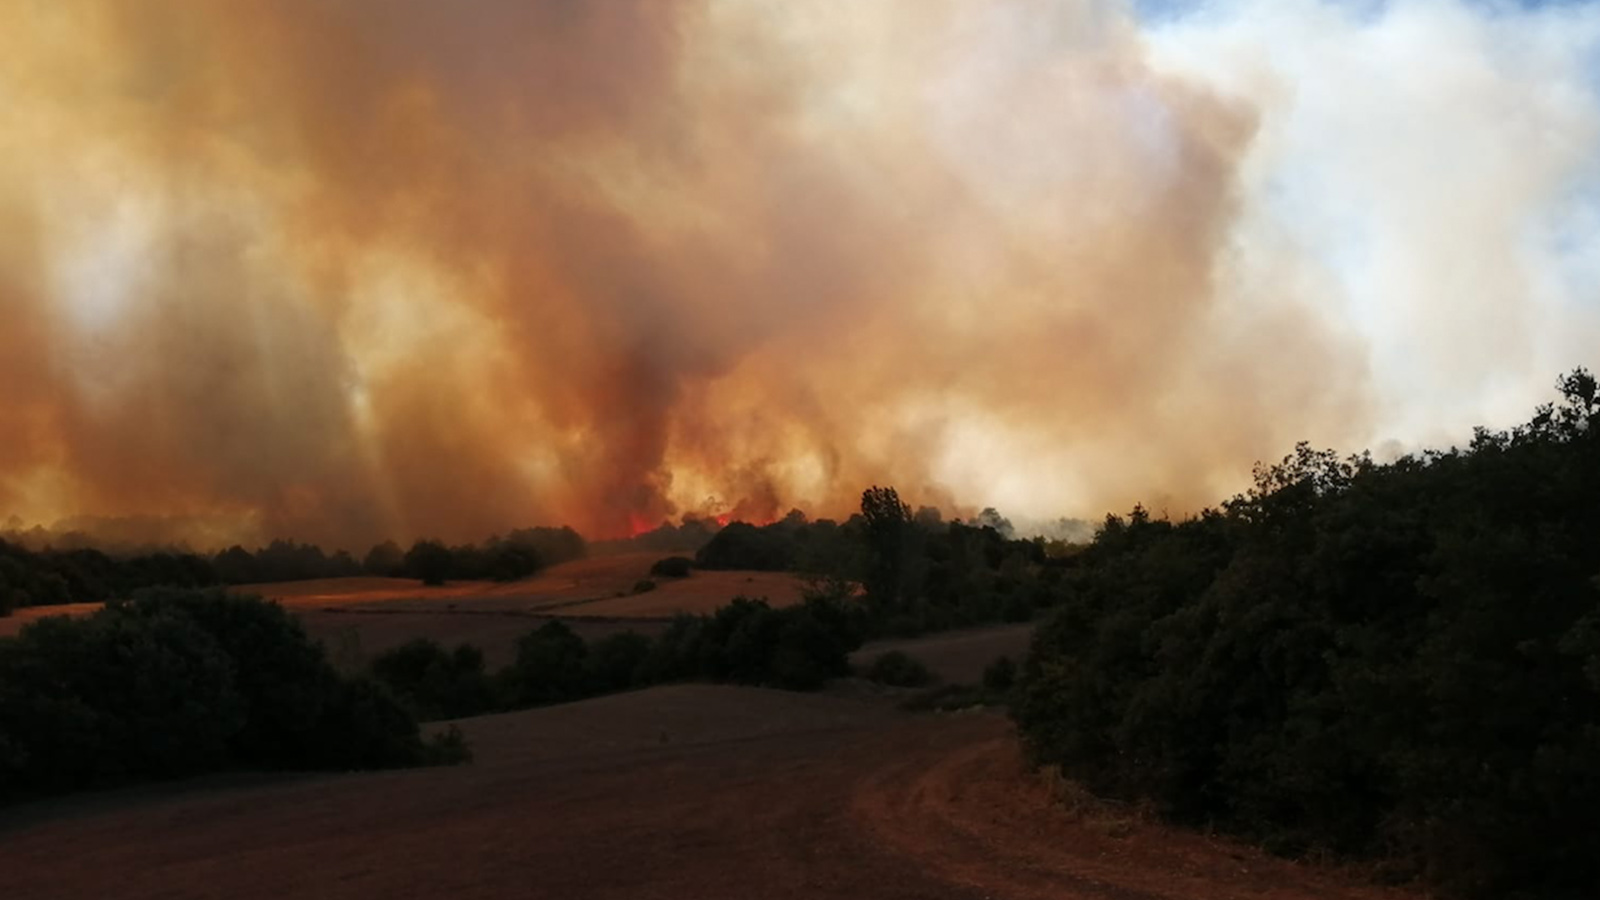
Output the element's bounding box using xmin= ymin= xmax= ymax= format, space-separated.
xmin=0 ymin=609 xmax=243 ymax=794
xmin=866 ymin=650 xmax=933 ymax=687
xmin=770 ymin=609 xmax=852 ymax=690
xmin=632 ymin=578 xmax=657 ymax=594
xmin=371 ymin=639 xmax=493 ymax=721
xmin=649 ymin=556 xmax=693 ymax=578
xmin=585 ymin=631 xmax=653 ymax=693
xmin=117 ymin=587 xmax=414 ymax=770
xmin=0 ymin=589 xmax=431 ymax=804
xmin=636 ymin=613 xmax=707 ymax=685
xmin=501 ymin=620 xmax=590 ymax=707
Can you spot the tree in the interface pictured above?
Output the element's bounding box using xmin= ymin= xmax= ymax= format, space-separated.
xmin=370 ymin=638 xmax=492 ymax=721
xmin=502 ymin=621 xmax=590 ymax=707
xmin=860 ymin=486 xmax=912 ymax=611
xmin=1012 ymin=370 xmax=1600 ymax=899
xmin=0 ymin=588 xmax=432 ymax=804
xmin=403 ymin=540 xmax=453 ymax=586
xmin=363 ymin=540 xmax=405 ymax=576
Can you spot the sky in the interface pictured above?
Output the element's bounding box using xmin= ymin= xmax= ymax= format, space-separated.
xmin=1 ymin=0 xmax=1597 ymax=549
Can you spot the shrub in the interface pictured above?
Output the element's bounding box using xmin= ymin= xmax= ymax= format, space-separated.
xmin=632 ymin=578 xmax=657 ymax=594
xmin=585 ymin=631 xmax=653 ymax=693
xmin=117 ymin=587 xmax=410 ymax=770
xmin=501 ymin=620 xmax=590 ymax=707
xmin=866 ymin=650 xmax=934 ymax=687
xmin=0 ymin=609 xmax=243 ymax=794
xmin=770 ymin=608 xmax=853 ymax=690
xmin=370 ymin=639 xmax=493 ymax=721
xmin=649 ymin=556 xmax=693 ymax=578
xmin=713 ymin=598 xmax=787 ymax=684
xmin=0 ymin=589 xmax=431 ymax=804
xmin=636 ymin=614 xmax=707 ymax=684
xmin=298 ymin=677 xmax=425 ymax=771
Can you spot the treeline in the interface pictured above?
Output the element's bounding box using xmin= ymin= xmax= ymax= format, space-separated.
xmin=369 ymin=592 xmax=862 ymax=721
xmin=353 ymin=527 xmax=587 ymax=586
xmin=693 ymin=496 xmax=1059 ymax=637
xmin=0 ymin=588 xmax=465 ymax=805
xmin=366 ymin=490 xmax=1068 ymax=722
xmin=590 ymin=517 xmax=720 ymax=555
xmin=0 ymin=527 xmax=587 ymax=615
xmin=1012 ymin=370 xmax=1600 ymax=900
xmin=0 ymin=542 xmax=218 ymax=614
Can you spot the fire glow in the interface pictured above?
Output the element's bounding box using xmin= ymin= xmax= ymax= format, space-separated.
xmin=1 ymin=0 xmax=1598 ymax=549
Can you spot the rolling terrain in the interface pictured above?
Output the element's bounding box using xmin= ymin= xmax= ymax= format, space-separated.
xmin=1 ymin=681 xmax=1415 ymax=900
xmin=0 ymin=556 xmax=1426 ymax=899
xmin=0 ymin=554 xmax=813 ymax=667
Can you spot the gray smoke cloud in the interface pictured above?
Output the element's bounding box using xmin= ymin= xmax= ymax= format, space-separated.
xmin=0 ymin=0 xmax=1594 ymax=548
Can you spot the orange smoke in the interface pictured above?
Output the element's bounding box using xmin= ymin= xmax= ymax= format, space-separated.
xmin=13 ymin=0 xmax=1538 ymax=548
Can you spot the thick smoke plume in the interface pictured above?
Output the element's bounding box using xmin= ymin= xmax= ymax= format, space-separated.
xmin=1 ymin=0 xmax=1596 ymax=548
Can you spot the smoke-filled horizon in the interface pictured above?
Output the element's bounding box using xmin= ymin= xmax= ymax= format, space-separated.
xmin=2 ymin=0 xmax=1597 ymax=550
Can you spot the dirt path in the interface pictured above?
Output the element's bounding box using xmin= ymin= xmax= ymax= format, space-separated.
xmin=853 ymin=731 xmax=1406 ymax=900
xmin=0 ymin=687 xmax=1415 ymax=900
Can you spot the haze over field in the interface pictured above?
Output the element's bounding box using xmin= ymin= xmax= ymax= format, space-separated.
xmin=2 ymin=0 xmax=1597 ymax=548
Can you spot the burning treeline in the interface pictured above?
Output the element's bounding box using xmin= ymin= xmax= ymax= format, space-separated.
xmin=1 ymin=0 xmax=1589 ymax=549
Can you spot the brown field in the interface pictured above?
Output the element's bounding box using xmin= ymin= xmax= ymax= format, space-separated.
xmin=850 ymin=623 xmax=1035 ymax=685
xmin=241 ymin=553 xmax=810 ymax=616
xmin=0 ymin=562 xmax=1421 ymax=899
xmin=280 ymin=554 xmax=813 ymax=667
xmin=0 ymin=682 xmax=1418 ymax=900
xmin=0 ymin=554 xmax=813 ymax=667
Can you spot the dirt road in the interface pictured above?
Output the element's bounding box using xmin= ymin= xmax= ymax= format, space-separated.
xmin=1 ymin=685 xmax=1412 ymax=900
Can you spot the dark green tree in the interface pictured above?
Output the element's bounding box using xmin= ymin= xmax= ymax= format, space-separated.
xmin=860 ymin=485 xmax=912 ymax=612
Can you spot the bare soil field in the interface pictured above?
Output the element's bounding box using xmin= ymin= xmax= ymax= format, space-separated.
xmin=0 ymin=684 xmax=1417 ymax=900
xmin=300 ymin=609 xmax=669 ymax=671
xmin=241 ymin=553 xmax=809 ymax=617
xmin=851 ymin=623 xmax=1035 ymax=684
xmin=0 ymin=554 xmax=811 ymax=667
xmin=278 ymin=554 xmax=811 ymax=667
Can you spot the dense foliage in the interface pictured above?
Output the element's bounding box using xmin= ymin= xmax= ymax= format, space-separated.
xmin=370 ymin=594 xmax=864 ymax=719
xmin=0 ymin=541 xmax=216 ymax=613
xmin=691 ymin=493 xmax=1055 ymax=639
xmin=380 ymin=527 xmax=588 ymax=585
xmin=0 ymin=526 xmax=588 ymax=614
xmin=0 ymin=589 xmax=444 ymax=804
xmin=369 ymin=639 xmax=496 ymax=721
xmin=1013 ymin=370 xmax=1600 ymax=899
xmin=648 ymin=555 xmax=694 ymax=578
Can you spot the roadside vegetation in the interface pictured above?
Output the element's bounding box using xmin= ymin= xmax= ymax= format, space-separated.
xmin=1013 ymin=370 xmax=1600 ymax=899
